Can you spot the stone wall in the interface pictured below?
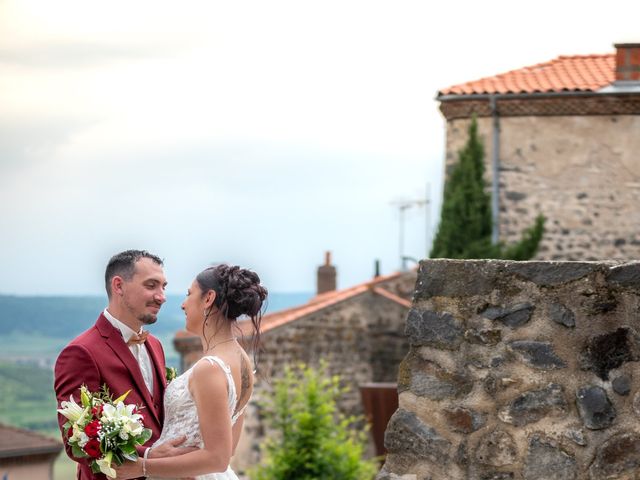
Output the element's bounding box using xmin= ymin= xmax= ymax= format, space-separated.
xmin=379 ymin=259 xmax=640 ymax=480
xmin=444 ymin=114 xmax=640 ymax=261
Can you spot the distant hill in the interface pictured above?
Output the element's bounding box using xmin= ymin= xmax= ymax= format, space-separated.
xmin=0 ymin=292 xmax=312 ymax=338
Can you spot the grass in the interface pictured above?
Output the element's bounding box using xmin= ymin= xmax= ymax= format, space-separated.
xmin=54 ymin=452 xmax=78 ymax=479
xmin=0 ymin=361 xmax=59 ymax=432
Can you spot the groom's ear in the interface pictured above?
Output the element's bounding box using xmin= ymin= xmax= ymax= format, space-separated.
xmin=111 ymin=276 xmax=124 ymax=296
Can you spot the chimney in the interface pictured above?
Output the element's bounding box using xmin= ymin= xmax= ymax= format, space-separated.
xmin=317 ymin=251 xmax=336 ymax=294
xmin=614 ymin=43 xmax=640 ymax=82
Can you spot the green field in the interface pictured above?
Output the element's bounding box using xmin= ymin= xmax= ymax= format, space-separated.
xmin=0 ymin=361 xmax=59 ymax=432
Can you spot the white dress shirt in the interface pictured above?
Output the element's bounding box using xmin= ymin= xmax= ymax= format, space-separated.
xmin=103 ymin=309 xmax=154 ymax=396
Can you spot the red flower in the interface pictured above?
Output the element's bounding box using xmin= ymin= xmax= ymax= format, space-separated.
xmin=84 ymin=439 xmax=101 ymax=458
xmin=84 ymin=420 xmax=101 ymax=438
xmin=91 ymin=405 xmax=103 ymax=417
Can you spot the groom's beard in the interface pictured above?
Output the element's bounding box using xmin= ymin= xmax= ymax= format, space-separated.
xmin=138 ymin=313 xmax=158 ymax=325
xmin=124 ymin=299 xmax=160 ymax=325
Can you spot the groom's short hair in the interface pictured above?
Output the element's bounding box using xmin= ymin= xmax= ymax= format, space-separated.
xmin=105 ymin=249 xmax=163 ymax=298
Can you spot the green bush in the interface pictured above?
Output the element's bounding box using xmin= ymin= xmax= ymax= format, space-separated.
xmin=250 ymin=363 xmax=378 ymax=480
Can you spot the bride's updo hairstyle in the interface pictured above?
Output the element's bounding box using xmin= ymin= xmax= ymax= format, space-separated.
xmin=196 ymin=264 xmax=268 ymax=356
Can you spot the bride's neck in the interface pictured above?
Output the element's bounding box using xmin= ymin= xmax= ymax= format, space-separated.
xmin=200 ymin=322 xmax=235 ymax=353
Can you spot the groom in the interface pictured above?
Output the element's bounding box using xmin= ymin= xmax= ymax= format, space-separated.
xmin=54 ymin=250 xmax=191 ymax=479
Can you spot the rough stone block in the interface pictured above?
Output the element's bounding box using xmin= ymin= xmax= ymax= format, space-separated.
xmin=443 ymin=407 xmax=487 ymax=434
xmin=414 ymin=260 xmax=502 ymax=299
xmin=607 ymin=262 xmax=640 ymax=288
xmin=576 ymin=386 xmax=616 ymax=430
xmin=408 ymin=360 xmax=474 ymax=401
xmin=508 ymin=340 xmax=567 ymax=370
xmin=405 ymin=308 xmax=463 ymax=350
xmin=612 ymin=374 xmax=631 ymax=396
xmin=505 ymin=261 xmax=600 ymax=286
xmin=499 ymin=383 xmax=568 ymax=426
xmin=481 ymin=303 xmax=534 ymax=327
xmin=588 ymin=431 xmax=640 ymax=479
xmin=384 ymin=409 xmax=451 ymax=463
xmin=523 ymin=434 xmax=576 ymax=480
xmin=549 ymin=302 xmax=576 ymax=328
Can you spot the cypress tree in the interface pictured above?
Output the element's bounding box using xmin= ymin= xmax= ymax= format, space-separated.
xmin=430 ymin=117 xmax=545 ymax=260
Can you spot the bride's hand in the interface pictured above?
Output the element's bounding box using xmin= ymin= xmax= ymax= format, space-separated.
xmin=111 ymin=459 xmax=142 ymax=479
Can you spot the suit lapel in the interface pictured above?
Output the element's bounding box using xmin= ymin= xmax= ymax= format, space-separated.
xmin=96 ymin=315 xmax=160 ymax=426
xmin=145 ymin=339 xmax=166 ymax=422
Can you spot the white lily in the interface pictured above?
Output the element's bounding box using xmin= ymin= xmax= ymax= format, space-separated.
xmin=96 ymin=451 xmax=116 ymax=478
xmin=68 ymin=424 xmax=83 ymax=443
xmin=57 ymin=396 xmax=87 ymax=423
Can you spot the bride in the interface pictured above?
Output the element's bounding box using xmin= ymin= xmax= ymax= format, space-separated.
xmin=114 ymin=264 xmax=267 ymax=480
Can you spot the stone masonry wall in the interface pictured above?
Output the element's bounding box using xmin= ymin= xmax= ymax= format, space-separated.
xmin=379 ymin=259 xmax=640 ymax=479
xmin=444 ymin=115 xmax=640 ymax=261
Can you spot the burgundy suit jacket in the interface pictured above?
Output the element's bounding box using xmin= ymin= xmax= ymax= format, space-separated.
xmin=54 ymin=313 xmax=167 ymax=480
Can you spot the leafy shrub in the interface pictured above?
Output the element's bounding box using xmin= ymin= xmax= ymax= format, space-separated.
xmin=250 ymin=362 xmax=378 ymax=480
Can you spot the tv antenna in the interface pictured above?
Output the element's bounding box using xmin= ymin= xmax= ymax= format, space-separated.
xmin=391 ymin=184 xmax=431 ymax=271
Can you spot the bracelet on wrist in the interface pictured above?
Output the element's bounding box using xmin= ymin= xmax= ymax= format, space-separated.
xmin=142 ymin=446 xmax=153 ymax=477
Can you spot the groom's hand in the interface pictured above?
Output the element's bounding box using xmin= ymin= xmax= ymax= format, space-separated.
xmin=149 ymin=435 xmax=198 ymax=458
xmin=149 ymin=436 xmax=197 ymax=480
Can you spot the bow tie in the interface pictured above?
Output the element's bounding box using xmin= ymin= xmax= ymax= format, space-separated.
xmin=127 ymin=330 xmax=149 ymax=346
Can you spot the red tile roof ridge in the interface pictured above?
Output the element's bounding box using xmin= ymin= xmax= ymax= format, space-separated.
xmin=246 ymin=284 xmax=372 ymax=334
xmin=371 ymin=286 xmax=412 ymax=308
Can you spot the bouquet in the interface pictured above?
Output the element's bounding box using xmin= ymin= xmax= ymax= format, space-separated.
xmin=57 ymin=385 xmax=152 ymax=478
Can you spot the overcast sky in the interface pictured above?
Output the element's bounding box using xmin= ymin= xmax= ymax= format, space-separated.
xmin=1 ymin=0 xmax=638 ymax=295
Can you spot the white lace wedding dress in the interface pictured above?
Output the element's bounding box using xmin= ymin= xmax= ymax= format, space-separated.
xmin=148 ymin=356 xmax=246 ymax=480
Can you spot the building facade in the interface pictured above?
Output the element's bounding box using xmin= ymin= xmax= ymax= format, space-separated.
xmin=437 ymin=43 xmax=640 ymax=261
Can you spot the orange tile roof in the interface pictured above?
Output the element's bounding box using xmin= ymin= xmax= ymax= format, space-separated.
xmin=238 ymin=271 xmax=410 ymax=335
xmin=439 ymin=54 xmax=615 ymax=97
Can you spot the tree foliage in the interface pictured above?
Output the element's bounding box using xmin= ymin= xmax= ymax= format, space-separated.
xmin=430 ymin=117 xmax=545 ymax=260
xmin=250 ymin=363 xmax=378 ymax=480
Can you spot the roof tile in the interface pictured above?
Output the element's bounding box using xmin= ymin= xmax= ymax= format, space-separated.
xmin=440 ymin=54 xmax=615 ymax=96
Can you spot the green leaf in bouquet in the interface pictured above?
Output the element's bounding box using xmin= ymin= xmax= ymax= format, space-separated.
xmin=72 ymin=444 xmax=89 ymax=459
xmin=138 ymin=428 xmax=152 ymax=444
xmin=121 ymin=443 xmax=137 ymax=456
xmin=122 ymin=451 xmax=138 ymax=462
xmin=113 ymin=451 xmax=125 ymax=465
xmin=91 ymin=462 xmax=101 ymax=474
